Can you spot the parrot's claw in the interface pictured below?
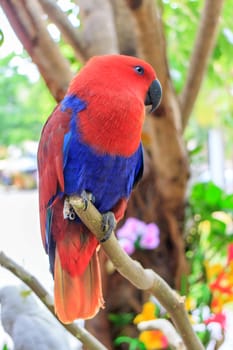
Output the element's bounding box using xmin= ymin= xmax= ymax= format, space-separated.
xmin=63 ymin=197 xmax=76 ymax=220
xmin=100 ymin=212 xmax=116 ymax=242
xmin=81 ymin=190 xmax=95 ymax=210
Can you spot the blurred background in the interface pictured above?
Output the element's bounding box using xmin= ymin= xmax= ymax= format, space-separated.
xmin=0 ymin=0 xmax=233 ymax=349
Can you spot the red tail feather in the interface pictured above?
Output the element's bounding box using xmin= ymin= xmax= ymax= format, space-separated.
xmin=51 ymin=200 xmax=103 ymax=322
xmin=54 ymin=249 xmax=104 ymax=323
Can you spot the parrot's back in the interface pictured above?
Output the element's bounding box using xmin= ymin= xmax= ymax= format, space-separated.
xmin=37 ymin=54 xmax=161 ymax=323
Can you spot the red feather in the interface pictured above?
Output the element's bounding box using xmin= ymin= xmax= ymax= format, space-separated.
xmin=38 ymin=106 xmax=70 ymax=246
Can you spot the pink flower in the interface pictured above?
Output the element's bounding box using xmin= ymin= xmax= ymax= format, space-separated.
xmin=118 ymin=237 xmax=135 ymax=255
xmin=117 ymin=218 xmax=145 ymax=241
xmin=204 ymin=312 xmax=226 ymax=329
xmin=116 ymin=218 xmax=160 ymax=254
xmin=140 ymin=223 xmax=160 ymax=249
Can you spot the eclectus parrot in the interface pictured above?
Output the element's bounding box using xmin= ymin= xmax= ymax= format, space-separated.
xmin=37 ymin=55 xmax=162 ymax=323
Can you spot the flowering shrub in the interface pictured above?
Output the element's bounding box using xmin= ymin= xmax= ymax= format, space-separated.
xmin=184 ymin=182 xmax=233 ymax=349
xmin=134 ymin=302 xmax=168 ymax=350
xmin=113 ymin=183 xmax=233 ymax=350
xmin=116 ymin=218 xmax=160 ymax=255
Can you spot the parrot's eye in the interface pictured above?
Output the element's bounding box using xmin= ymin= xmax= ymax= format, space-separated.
xmin=134 ymin=65 xmax=144 ymax=75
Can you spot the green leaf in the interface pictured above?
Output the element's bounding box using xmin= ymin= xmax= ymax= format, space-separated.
xmin=197 ymin=329 xmax=211 ymax=346
xmin=0 ymin=54 xmax=54 ymax=146
xmin=221 ymin=194 xmax=233 ymax=210
xmin=208 ymin=217 xmax=226 ymax=237
xmin=0 ymin=29 xmax=4 ymax=46
xmin=114 ymin=337 xmax=146 ymax=350
xmin=203 ymin=182 xmax=223 ymax=208
xmin=190 ymin=182 xmax=224 ymax=216
xmin=108 ymin=313 xmax=134 ymax=326
xmin=189 ymin=283 xmax=211 ymax=306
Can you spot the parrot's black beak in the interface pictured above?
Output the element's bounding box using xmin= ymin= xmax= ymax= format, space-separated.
xmin=145 ymin=79 xmax=162 ymax=113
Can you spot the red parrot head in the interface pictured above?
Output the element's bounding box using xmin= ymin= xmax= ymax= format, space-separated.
xmin=68 ymin=54 xmax=162 ymax=113
xmin=67 ymin=55 xmax=162 ymax=156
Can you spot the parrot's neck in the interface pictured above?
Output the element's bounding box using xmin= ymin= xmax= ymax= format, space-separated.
xmin=77 ymin=95 xmax=145 ymax=157
xmin=62 ymin=93 xmax=145 ymax=157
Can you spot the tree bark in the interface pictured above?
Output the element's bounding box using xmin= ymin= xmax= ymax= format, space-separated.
xmin=0 ymin=0 xmax=72 ymax=102
xmin=126 ymin=0 xmax=189 ymax=287
xmin=110 ymin=0 xmax=138 ymax=56
xmin=38 ymin=0 xmax=87 ymax=63
xmin=77 ymin=0 xmax=119 ymax=58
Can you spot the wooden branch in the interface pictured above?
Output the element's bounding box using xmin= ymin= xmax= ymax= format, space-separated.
xmin=179 ymin=0 xmax=225 ymax=129
xmin=38 ymin=0 xmax=87 ymax=63
xmin=0 ymin=251 xmax=107 ymax=350
xmin=0 ymin=0 xmax=73 ymax=102
xmin=69 ymin=195 xmax=204 ymax=350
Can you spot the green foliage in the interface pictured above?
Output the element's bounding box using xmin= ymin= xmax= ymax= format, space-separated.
xmin=114 ymin=336 xmax=146 ymax=350
xmin=109 ymin=312 xmax=135 ymax=327
xmin=185 ymin=181 xmax=233 ymax=304
xmin=0 ymin=29 xmax=4 ymax=46
xmin=162 ymin=0 xmax=233 ymax=157
xmin=162 ymin=0 xmax=202 ymax=92
xmin=0 ymin=54 xmax=54 ymax=146
xmin=2 ymin=345 xmax=9 ymax=350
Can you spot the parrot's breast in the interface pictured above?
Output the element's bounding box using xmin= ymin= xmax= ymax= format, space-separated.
xmin=61 ymin=95 xmax=143 ymax=213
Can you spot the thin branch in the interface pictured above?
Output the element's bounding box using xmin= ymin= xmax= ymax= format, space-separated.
xmin=0 ymin=0 xmax=73 ymax=102
xmin=179 ymin=0 xmax=225 ymax=129
xmin=0 ymin=251 xmax=107 ymax=350
xmin=69 ymin=195 xmax=204 ymax=350
xmin=38 ymin=0 xmax=87 ymax=63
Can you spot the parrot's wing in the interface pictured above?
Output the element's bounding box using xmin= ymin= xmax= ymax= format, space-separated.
xmin=133 ymin=142 xmax=144 ymax=188
xmin=37 ymin=105 xmax=71 ymax=249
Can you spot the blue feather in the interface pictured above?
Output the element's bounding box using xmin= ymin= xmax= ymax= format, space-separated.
xmin=61 ymin=95 xmax=143 ymax=213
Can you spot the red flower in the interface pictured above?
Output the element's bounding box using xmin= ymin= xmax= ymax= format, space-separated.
xmin=204 ymin=312 xmax=226 ymax=329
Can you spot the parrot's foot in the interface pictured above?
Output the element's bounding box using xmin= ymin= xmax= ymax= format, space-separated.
xmin=63 ymin=197 xmax=76 ymax=220
xmin=100 ymin=212 xmax=116 ymax=243
xmin=81 ymin=190 xmax=96 ymax=210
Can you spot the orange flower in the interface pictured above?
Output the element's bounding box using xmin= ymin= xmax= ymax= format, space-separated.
xmin=185 ymin=295 xmax=196 ymax=312
xmin=211 ymin=295 xmax=224 ymax=314
xmin=205 ymin=261 xmax=223 ymax=282
xmin=134 ymin=301 xmax=157 ymax=324
xmin=139 ymin=330 xmax=168 ymax=350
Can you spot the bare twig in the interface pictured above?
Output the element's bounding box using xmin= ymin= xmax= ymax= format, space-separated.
xmin=38 ymin=0 xmax=87 ymax=62
xmin=0 ymin=0 xmax=72 ymax=102
xmin=179 ymin=0 xmax=225 ymax=129
xmin=69 ymin=195 xmax=204 ymax=350
xmin=0 ymin=251 xmax=107 ymax=350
